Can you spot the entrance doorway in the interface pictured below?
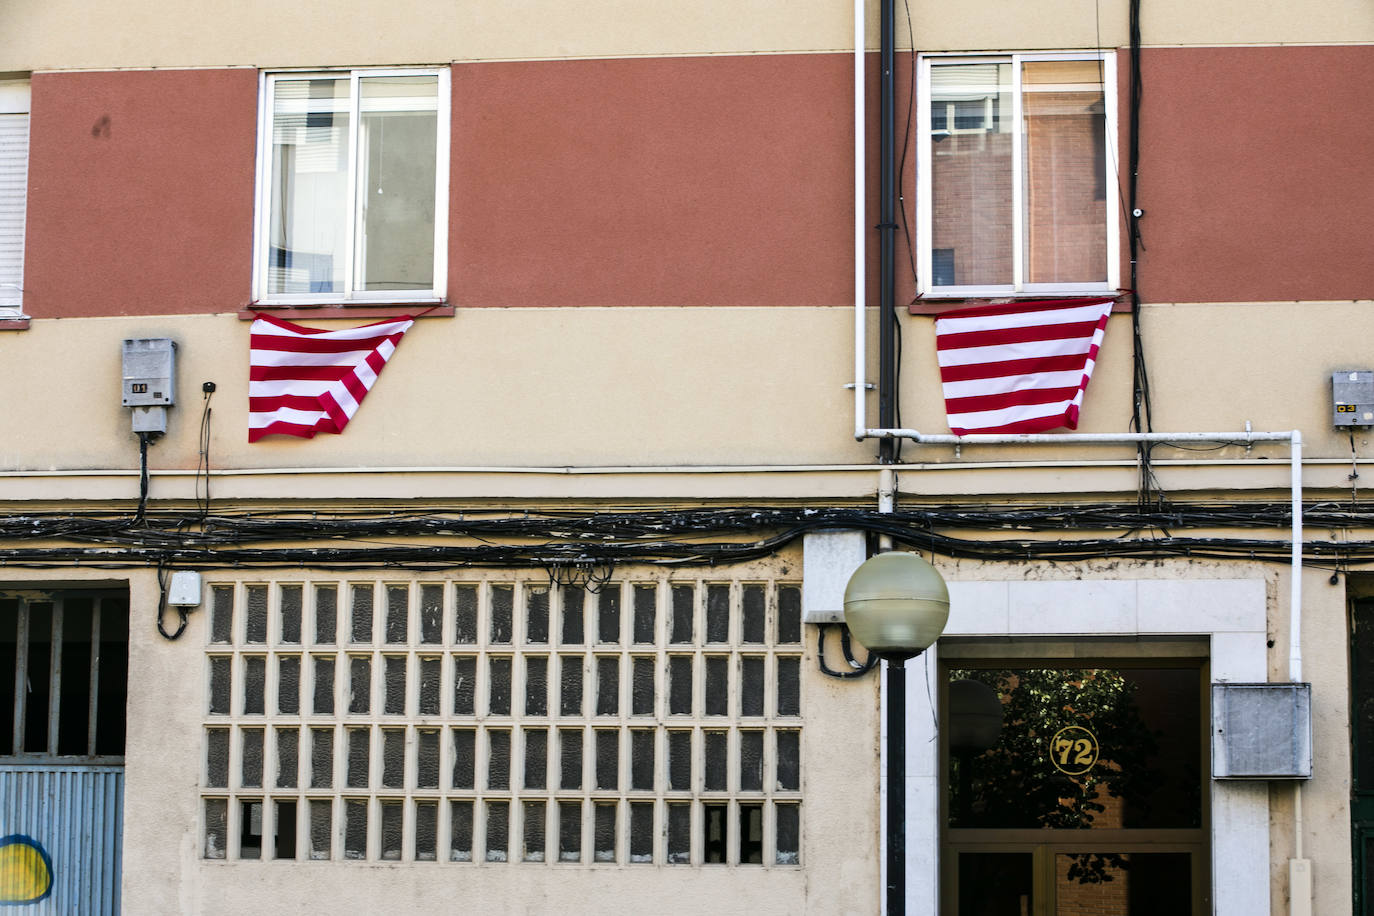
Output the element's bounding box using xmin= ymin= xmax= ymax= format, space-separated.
xmin=0 ymin=588 xmax=128 ymax=913
xmin=939 ymin=640 xmax=1209 ymax=915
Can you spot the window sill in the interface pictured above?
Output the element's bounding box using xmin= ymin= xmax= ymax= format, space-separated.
xmin=0 ymin=316 xmax=30 ymax=330
xmin=907 ymin=291 xmax=1132 ymax=316
xmin=238 ymin=303 xmax=454 ymax=321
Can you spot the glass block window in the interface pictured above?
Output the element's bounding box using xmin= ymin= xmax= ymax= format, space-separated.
xmin=201 ymin=575 xmax=804 ymax=866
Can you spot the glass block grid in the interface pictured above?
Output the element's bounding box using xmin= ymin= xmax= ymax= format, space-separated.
xmin=201 ymin=575 xmax=803 ymax=866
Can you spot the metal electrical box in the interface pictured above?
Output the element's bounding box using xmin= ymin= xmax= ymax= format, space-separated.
xmin=121 ymin=338 xmax=176 ymax=406
xmin=1212 ymin=682 xmax=1312 ymax=779
xmin=1333 ymin=370 xmax=1374 ymax=427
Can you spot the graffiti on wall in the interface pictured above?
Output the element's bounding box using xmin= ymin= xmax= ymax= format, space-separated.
xmin=0 ymin=836 xmax=52 ymax=905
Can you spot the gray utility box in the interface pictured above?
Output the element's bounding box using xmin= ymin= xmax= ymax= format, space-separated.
xmin=1212 ymin=682 xmax=1312 ymax=779
xmin=1332 ymin=370 xmax=1374 ymax=427
xmin=121 ymin=338 xmax=176 ymax=407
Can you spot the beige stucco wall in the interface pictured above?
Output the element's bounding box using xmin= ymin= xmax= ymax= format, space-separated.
xmin=1 ymin=0 xmax=1370 ymax=72
xmin=0 ymin=552 xmax=1349 ymax=915
xmin=0 ymin=302 xmax=1371 ymax=505
xmin=99 ymin=554 xmax=886 ymax=916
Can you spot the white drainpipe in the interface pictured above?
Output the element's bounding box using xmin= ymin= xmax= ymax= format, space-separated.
xmin=853 ymin=0 xmax=868 ymax=440
xmin=859 ymin=427 xmax=1305 ymax=682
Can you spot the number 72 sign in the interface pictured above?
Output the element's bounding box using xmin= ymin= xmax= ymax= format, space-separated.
xmin=1049 ymin=725 xmax=1099 ymax=775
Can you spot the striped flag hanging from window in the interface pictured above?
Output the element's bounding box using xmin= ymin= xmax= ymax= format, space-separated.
xmin=934 ymin=297 xmax=1116 ymax=435
xmin=248 ymin=313 xmax=414 ymax=442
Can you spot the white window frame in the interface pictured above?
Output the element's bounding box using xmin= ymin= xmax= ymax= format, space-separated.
xmin=0 ymin=79 xmax=31 ymax=319
xmin=916 ymin=52 xmax=1119 ymax=298
xmin=251 ymin=68 xmax=450 ymax=306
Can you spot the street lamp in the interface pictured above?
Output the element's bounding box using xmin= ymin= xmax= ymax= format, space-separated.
xmin=844 ymin=551 xmax=951 ymax=916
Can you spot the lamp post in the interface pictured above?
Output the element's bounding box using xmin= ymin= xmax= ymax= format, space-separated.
xmin=844 ymin=551 xmax=951 ymax=916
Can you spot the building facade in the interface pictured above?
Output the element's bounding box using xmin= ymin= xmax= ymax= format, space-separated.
xmin=0 ymin=0 xmax=1372 ymax=912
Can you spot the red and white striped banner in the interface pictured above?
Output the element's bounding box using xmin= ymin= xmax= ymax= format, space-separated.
xmin=935 ymin=297 xmax=1116 ymax=435
xmin=248 ymin=313 xmax=414 ymax=442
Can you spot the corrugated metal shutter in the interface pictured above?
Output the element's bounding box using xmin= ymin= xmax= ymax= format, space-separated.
xmin=0 ymin=108 xmax=28 ymax=311
xmin=0 ymin=766 xmax=123 ymax=915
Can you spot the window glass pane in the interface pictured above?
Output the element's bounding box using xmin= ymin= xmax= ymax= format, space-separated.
xmin=241 ymin=727 xmax=264 ymax=788
xmin=206 ymin=728 xmax=229 ymax=788
xmin=633 ymin=584 xmax=656 ymax=643
xmin=775 ymin=804 xmax=799 ymax=865
xmin=594 ymin=802 xmax=616 ymax=862
xmin=526 ymin=587 xmax=550 ymax=644
xmin=268 ymin=78 xmax=350 ymax=296
xmin=205 ymin=798 xmax=228 ymax=859
xmin=278 ymin=655 xmax=300 ymax=715
xmin=417 ymin=728 xmax=440 ymax=789
xmin=958 ymin=852 xmax=1033 ymax=913
xmin=450 ymin=800 xmax=473 ymax=861
xmin=629 ymin=802 xmax=653 ymax=863
xmin=670 ymin=585 xmax=694 ymax=644
xmin=350 ymin=585 xmax=373 ymax=644
xmin=595 ymin=729 xmax=618 ymax=790
xmin=381 ymin=727 xmax=405 ymax=788
xmin=419 ymin=584 xmax=443 ymax=644
xmin=280 ymin=585 xmax=302 ymax=644
xmin=452 ymin=655 xmax=476 ymax=715
xmin=344 ymin=798 xmax=367 ymax=859
xmin=415 ymin=801 xmax=438 ymax=861
xmin=418 ymin=656 xmax=440 ymax=716
xmin=524 ymin=728 xmax=547 ymax=790
xmin=311 ymin=727 xmax=334 ymax=788
xmin=667 ymin=803 xmax=691 ymax=864
xmin=452 ymin=585 xmax=477 ymax=643
xmin=346 ymin=727 xmax=370 ymax=788
xmin=451 ymin=728 xmax=476 ymax=789
xmin=559 ymin=801 xmax=582 ymax=862
xmin=561 ymin=587 xmax=585 ymax=645
xmin=631 ymin=729 xmax=654 ymax=791
xmin=243 ymin=656 xmax=266 ymax=715
xmin=946 ymin=666 xmax=1202 ymax=829
xmin=313 ymin=656 xmax=335 ymax=715
xmin=523 ymin=801 xmax=546 ymax=862
xmin=309 ymin=799 xmax=332 ymax=860
xmin=488 ymin=729 xmax=511 ymax=790
xmin=383 ymin=655 xmax=406 ymax=715
xmin=314 ymin=585 xmax=337 ymax=644
xmin=1053 ymin=852 xmax=1193 ymax=915
xmin=356 ymin=76 xmax=437 ymax=292
xmin=929 ymin=62 xmax=1013 ymax=287
xmin=490 ymin=585 xmax=513 ymax=644
xmin=211 ymin=586 xmax=234 ymax=643
xmin=1022 ymin=60 xmax=1107 ymax=284
xmin=486 ymin=801 xmax=509 ymax=862
xmin=277 ymin=727 xmax=299 ymax=788
xmin=385 ymin=585 xmax=408 ymax=644
xmin=380 ymin=800 xmax=402 ymax=860
xmin=560 ymin=728 xmax=583 ymax=790
xmin=525 ymin=656 xmax=548 ymax=716
xmin=245 ymin=587 xmax=268 ymax=644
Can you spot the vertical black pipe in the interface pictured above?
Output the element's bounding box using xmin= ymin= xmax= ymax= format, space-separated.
xmin=877 ymin=0 xmax=897 ymax=464
xmin=886 ymin=658 xmax=906 ymax=915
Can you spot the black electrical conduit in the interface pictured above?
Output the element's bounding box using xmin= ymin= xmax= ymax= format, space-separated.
xmin=877 ymin=0 xmax=899 ymax=466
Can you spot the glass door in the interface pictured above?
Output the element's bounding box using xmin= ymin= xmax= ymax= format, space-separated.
xmin=940 ymin=647 xmax=1209 ymax=915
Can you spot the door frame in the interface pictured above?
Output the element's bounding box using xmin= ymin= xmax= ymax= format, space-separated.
xmin=902 ymin=577 xmax=1271 ymax=915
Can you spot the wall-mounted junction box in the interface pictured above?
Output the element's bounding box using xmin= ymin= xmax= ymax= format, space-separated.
xmin=121 ymin=338 xmax=176 ymax=407
xmin=802 ymin=530 xmax=867 ymax=623
xmin=1212 ymin=682 xmax=1312 ymax=779
xmin=1332 ymin=370 xmax=1374 ymax=427
xmin=167 ymin=571 xmax=203 ymax=607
